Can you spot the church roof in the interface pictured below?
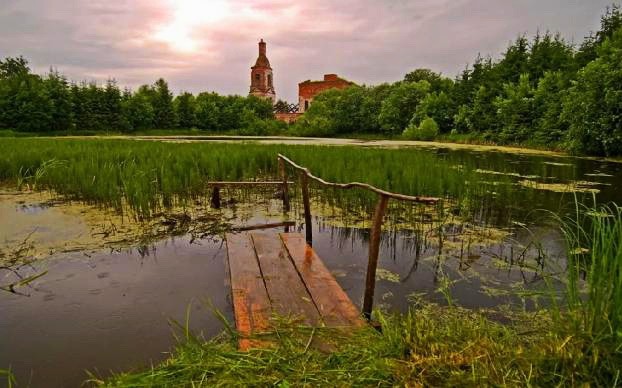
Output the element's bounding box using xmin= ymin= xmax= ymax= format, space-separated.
xmin=253 ymin=54 xmax=271 ymax=68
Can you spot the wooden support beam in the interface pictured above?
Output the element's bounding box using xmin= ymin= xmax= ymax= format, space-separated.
xmin=207 ymin=181 xmax=294 ymax=187
xmin=233 ymin=221 xmax=296 ymax=232
xmin=211 ymin=186 xmax=221 ymax=209
xmin=300 ymin=172 xmax=313 ymax=246
xmin=362 ymin=194 xmax=389 ymax=320
xmin=279 ymin=158 xmax=290 ymax=212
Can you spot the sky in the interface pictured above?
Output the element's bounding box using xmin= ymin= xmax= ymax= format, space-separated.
xmin=0 ymin=0 xmax=615 ymax=102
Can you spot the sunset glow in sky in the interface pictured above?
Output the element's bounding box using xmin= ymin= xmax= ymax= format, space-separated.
xmin=0 ymin=0 xmax=613 ymax=101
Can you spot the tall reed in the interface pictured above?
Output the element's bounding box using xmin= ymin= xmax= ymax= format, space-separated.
xmin=558 ymin=203 xmax=622 ymax=381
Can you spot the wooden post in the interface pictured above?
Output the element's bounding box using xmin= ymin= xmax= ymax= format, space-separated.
xmin=300 ymin=172 xmax=312 ymax=246
xmin=211 ymin=186 xmax=221 ymax=209
xmin=362 ymin=194 xmax=389 ymax=320
xmin=279 ymin=157 xmax=290 ymax=212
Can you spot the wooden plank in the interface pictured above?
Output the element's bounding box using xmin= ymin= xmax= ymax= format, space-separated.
xmin=207 ymin=181 xmax=294 ymax=186
xmin=280 ymin=233 xmax=364 ymax=328
xmin=250 ymin=232 xmax=321 ymax=325
xmin=226 ymin=233 xmax=272 ymax=350
xmin=233 ymin=221 xmax=295 ymax=232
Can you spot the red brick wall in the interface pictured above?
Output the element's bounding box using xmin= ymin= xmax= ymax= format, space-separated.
xmin=299 ymin=78 xmax=353 ymax=100
xmin=275 ymin=112 xmax=301 ymax=123
xmin=298 ymin=74 xmax=354 ymax=113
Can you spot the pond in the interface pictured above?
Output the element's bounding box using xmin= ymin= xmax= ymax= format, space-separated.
xmin=1 ymin=141 xmax=621 ymax=387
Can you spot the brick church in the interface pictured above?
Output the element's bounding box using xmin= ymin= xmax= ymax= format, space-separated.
xmin=248 ymin=39 xmax=354 ymax=121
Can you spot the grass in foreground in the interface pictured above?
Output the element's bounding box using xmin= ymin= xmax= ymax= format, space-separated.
xmin=94 ymin=302 xmax=615 ymax=387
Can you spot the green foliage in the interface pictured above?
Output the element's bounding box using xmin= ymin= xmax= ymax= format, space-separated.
xmin=100 ymin=297 xmax=620 ymax=387
xmin=403 ymin=117 xmax=439 ymax=140
xmin=0 ymin=60 xmax=279 ymax=134
xmin=0 ymin=138 xmax=501 ymax=219
xmin=174 ymin=92 xmax=196 ymax=128
xmin=558 ymin=204 xmax=622 ymax=381
xmin=563 ymin=27 xmax=622 ymax=156
xmin=412 ymin=91 xmax=454 ymax=132
xmin=495 ymin=73 xmax=536 ymax=143
xmin=378 ymin=81 xmax=430 ymax=134
xmin=403 ymin=68 xmax=452 ymax=93
xmin=152 ymin=78 xmax=177 ymax=128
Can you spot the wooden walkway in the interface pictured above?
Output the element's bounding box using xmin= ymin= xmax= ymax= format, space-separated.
xmin=226 ymin=232 xmax=364 ymax=350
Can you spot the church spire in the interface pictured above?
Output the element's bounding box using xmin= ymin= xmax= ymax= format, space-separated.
xmin=249 ymin=39 xmax=275 ymax=102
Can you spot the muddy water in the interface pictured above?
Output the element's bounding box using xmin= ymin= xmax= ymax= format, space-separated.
xmin=2 ymin=143 xmax=622 ymax=387
xmin=1 ymin=236 xmax=229 ymax=387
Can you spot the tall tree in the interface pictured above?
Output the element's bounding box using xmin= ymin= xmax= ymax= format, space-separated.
xmin=152 ymin=78 xmax=177 ymax=129
xmin=174 ymin=92 xmax=196 ymax=128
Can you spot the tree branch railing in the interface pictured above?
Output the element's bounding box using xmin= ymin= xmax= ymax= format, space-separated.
xmin=277 ymin=153 xmax=441 ymax=320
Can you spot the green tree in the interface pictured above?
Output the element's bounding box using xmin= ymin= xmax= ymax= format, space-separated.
xmin=0 ymin=56 xmax=30 ymax=79
xmin=412 ymin=91 xmax=455 ymax=133
xmin=528 ymin=32 xmax=575 ymax=82
xmin=404 ymin=69 xmax=452 ymax=93
xmin=152 ymin=78 xmax=177 ymax=128
xmin=576 ymin=5 xmax=622 ymax=67
xmin=122 ymin=89 xmax=155 ymax=131
xmin=403 ymin=117 xmax=439 ymax=140
xmin=563 ymin=27 xmax=622 ymax=156
xmin=174 ymin=92 xmax=196 ymax=128
xmin=44 ymin=70 xmax=73 ymax=132
xmin=532 ymin=71 xmax=570 ymax=144
xmin=378 ymin=81 xmax=431 ymax=134
xmin=494 ymin=74 xmax=535 ymax=143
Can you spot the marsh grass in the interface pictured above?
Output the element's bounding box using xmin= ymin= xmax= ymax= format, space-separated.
xmin=95 ymin=300 xmax=620 ymax=387
xmin=0 ymin=138 xmax=512 ymax=221
xmin=555 ymin=202 xmax=622 ymax=382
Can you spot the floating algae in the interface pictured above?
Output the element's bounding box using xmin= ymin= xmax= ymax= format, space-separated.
xmin=543 ymin=161 xmax=573 ymax=167
xmin=0 ymin=189 xmax=229 ymax=265
xmin=376 ymin=268 xmax=401 ymax=283
xmin=518 ymin=179 xmax=601 ymax=194
xmin=475 ymin=169 xmax=540 ymax=180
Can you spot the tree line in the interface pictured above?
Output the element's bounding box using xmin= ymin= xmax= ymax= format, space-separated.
xmin=295 ymin=5 xmax=622 ymax=156
xmin=0 ymin=58 xmax=281 ymax=135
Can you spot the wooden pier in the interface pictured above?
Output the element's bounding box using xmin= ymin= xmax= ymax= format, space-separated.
xmin=217 ymin=154 xmax=441 ymax=349
xmin=226 ymin=231 xmax=364 ymax=350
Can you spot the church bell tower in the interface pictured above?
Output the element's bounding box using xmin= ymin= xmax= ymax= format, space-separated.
xmin=249 ymin=39 xmax=276 ymax=102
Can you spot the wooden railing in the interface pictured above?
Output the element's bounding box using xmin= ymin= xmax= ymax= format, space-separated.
xmin=277 ymin=154 xmax=441 ymax=319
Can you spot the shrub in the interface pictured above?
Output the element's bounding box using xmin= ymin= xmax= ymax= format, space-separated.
xmin=403 ymin=117 xmax=439 ymax=140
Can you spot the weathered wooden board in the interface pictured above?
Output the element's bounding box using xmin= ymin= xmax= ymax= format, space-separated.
xmin=225 ymin=233 xmax=271 ymax=350
xmin=280 ymin=233 xmax=364 ymax=327
xmin=250 ymin=232 xmax=321 ymax=325
xmin=226 ymin=231 xmax=365 ymax=350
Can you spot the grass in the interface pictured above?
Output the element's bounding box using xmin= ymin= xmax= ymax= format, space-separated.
xmin=0 ymin=138 xmax=515 ymax=220
xmin=95 ymin=302 xmax=617 ymax=387
xmin=0 ymin=137 xmax=590 ymax=221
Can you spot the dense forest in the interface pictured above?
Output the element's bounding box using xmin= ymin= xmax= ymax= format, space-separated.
xmin=0 ymin=5 xmax=621 ymax=155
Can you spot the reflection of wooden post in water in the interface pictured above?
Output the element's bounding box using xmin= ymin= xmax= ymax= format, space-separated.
xmin=362 ymin=194 xmax=389 ymax=320
xmin=211 ymin=186 xmax=221 ymax=209
xmin=279 ymin=158 xmax=290 ymax=213
xmin=300 ymin=172 xmax=313 ymax=246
